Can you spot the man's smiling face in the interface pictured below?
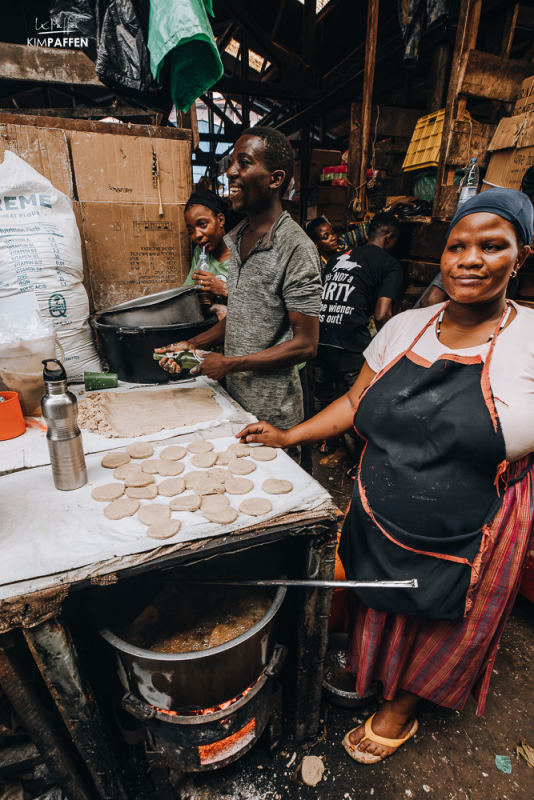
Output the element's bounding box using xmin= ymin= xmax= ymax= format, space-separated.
xmin=226 ymin=135 xmax=281 ymax=214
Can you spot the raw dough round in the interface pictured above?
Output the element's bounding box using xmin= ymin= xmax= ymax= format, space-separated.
xmin=228 ymin=459 xmax=256 ymax=476
xmin=216 ymin=450 xmax=233 ymax=465
xmin=200 ymin=494 xmax=230 ymax=512
xmin=141 ymin=459 xmax=161 ymax=474
xmin=195 ymin=477 xmax=225 ymax=496
xmin=191 ymin=452 xmax=218 ymax=469
xmin=239 ymin=498 xmax=272 ymax=516
xmin=158 ymin=460 xmax=184 ymax=477
xmin=104 ymin=497 xmax=140 ymax=520
xmin=169 ymin=494 xmax=201 ymax=512
xmin=187 ymin=440 xmax=214 ymax=454
xmin=202 ymin=507 xmax=238 ymax=525
xmin=262 ymin=479 xmax=293 ymax=494
xmin=158 ymin=477 xmax=186 ymax=497
xmin=206 ymin=468 xmax=230 ymax=484
xmin=160 ymin=445 xmax=187 ymax=461
xmin=250 ymin=446 xmax=277 ymax=462
xmin=147 ymin=519 xmax=181 ymax=540
xmin=101 ymin=451 xmax=130 ymax=469
xmin=126 ymin=485 xmax=158 ymax=500
xmin=225 ymin=477 xmax=254 ymax=495
xmin=228 ymin=442 xmax=251 ymax=458
xmin=113 ymin=463 xmax=143 ymax=480
xmin=124 ymin=473 xmax=155 ymax=488
xmin=126 ymin=442 xmax=154 ymax=459
xmin=184 ymin=471 xmax=206 ymax=491
xmin=138 ymin=504 xmax=171 ymax=526
xmin=91 ymin=483 xmax=125 ymax=502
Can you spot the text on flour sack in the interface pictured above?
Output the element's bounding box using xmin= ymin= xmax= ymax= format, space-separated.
xmin=320 ymin=258 xmax=361 ymax=326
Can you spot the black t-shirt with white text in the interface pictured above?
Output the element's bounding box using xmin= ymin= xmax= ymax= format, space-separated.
xmin=319 ymin=244 xmax=403 ymax=353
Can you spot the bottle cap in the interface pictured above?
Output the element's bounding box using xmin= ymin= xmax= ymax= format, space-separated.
xmin=42 ymin=359 xmax=67 ymax=382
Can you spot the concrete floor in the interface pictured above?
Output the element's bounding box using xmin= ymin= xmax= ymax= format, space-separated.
xmin=173 ymin=444 xmax=534 ymax=800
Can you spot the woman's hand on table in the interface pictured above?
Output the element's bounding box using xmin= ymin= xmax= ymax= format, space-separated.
xmin=236 ymin=421 xmax=290 ymax=448
xmin=193 ymin=270 xmax=228 ymax=297
xmin=154 ymin=340 xmax=192 ymax=373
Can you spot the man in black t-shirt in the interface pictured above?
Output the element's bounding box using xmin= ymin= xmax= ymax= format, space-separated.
xmin=313 ymin=212 xmax=403 ymax=423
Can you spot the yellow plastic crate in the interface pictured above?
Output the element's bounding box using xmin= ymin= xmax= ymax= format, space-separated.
xmin=402 ymin=109 xmax=471 ymax=172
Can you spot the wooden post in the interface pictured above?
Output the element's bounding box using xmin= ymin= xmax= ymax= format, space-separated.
xmin=489 ymin=2 xmax=520 ymax=119
xmin=241 ymin=32 xmax=250 ymax=129
xmin=358 ymin=0 xmax=380 ymax=216
xmin=432 ymin=0 xmax=482 ymax=219
xmin=24 ymin=618 xmax=128 ymax=800
xmin=427 ymin=41 xmax=450 ymax=113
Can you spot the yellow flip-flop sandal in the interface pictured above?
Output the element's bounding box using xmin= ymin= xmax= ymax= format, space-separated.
xmin=342 ymin=712 xmax=418 ymax=764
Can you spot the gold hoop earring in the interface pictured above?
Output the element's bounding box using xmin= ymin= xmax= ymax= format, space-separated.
xmin=511 ymin=269 xmax=518 ymax=278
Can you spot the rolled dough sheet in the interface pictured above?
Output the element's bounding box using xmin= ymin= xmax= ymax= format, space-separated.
xmin=79 ymin=387 xmax=222 ymax=438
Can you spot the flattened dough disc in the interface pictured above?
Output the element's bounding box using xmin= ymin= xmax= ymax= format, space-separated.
xmin=101 ymin=451 xmax=130 ymax=469
xmin=138 ymin=504 xmax=171 ymax=526
xmin=114 ymin=463 xmax=142 ymax=480
xmin=126 ymin=485 xmax=158 ymax=500
xmin=191 ymin=452 xmax=217 ymax=468
xmin=202 ymin=507 xmax=238 ymax=525
xmin=206 ymin=468 xmax=230 ymax=483
xmin=158 ymin=477 xmax=186 ymax=497
xmin=195 ymin=477 xmax=225 ymax=496
xmin=160 ymin=445 xmax=187 ymax=461
xmin=104 ymin=497 xmax=140 ymax=520
xmin=216 ymin=450 xmax=233 ymax=465
xmin=147 ymin=519 xmax=181 ymax=540
xmin=250 ymin=446 xmax=277 ymax=462
xmin=187 ymin=440 xmax=214 ymax=454
xmin=225 ymin=477 xmax=254 ymax=495
xmin=184 ymin=471 xmax=206 ymax=490
xmin=239 ymin=498 xmax=272 ymax=516
xmin=227 ymin=443 xmax=251 ymax=458
xmin=126 ymin=442 xmax=154 ymax=459
xmin=91 ymin=483 xmax=124 ymax=502
xmin=169 ymin=494 xmax=201 ymax=512
xmin=262 ymin=478 xmax=293 ymax=494
xmin=141 ymin=459 xmax=160 ymax=474
xmin=200 ymin=495 xmax=230 ymax=511
xmin=158 ymin=460 xmax=184 ymax=477
xmin=228 ymin=459 xmax=256 ymax=476
xmin=124 ymin=473 xmax=155 ymax=488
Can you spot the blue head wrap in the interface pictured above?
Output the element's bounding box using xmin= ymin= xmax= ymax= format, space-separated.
xmin=447 ymin=187 xmax=533 ymax=247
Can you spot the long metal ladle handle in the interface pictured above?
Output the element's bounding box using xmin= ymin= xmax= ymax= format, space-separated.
xmin=182 ymin=579 xmax=418 ymax=589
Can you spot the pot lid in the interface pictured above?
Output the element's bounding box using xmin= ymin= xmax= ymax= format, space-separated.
xmin=96 ymin=287 xmax=195 ymax=316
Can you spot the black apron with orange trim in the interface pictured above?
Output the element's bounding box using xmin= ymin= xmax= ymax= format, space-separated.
xmin=339 ymin=305 xmax=510 ymax=620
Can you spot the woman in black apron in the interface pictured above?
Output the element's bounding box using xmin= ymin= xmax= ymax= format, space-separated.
xmin=237 ymin=188 xmax=534 ymax=764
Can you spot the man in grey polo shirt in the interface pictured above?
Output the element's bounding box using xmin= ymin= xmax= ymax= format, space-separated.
xmin=157 ymin=127 xmax=322 ymax=431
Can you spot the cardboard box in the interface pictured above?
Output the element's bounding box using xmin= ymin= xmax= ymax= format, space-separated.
xmin=513 ymin=76 xmax=534 ymax=115
xmin=0 ymin=124 xmax=74 ymax=198
xmin=485 ymin=111 xmax=534 ymax=190
xmin=70 ymin=131 xmax=191 ymax=204
xmin=80 ymin=202 xmax=190 ymax=311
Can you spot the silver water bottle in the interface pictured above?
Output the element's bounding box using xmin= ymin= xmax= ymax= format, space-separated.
xmin=41 ymin=359 xmax=87 ymax=490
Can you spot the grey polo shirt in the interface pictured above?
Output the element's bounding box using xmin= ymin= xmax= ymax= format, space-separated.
xmin=224 ymin=211 xmax=322 ymax=429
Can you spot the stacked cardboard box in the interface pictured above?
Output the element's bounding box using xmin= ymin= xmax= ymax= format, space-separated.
xmin=485 ymin=75 xmax=534 ymax=191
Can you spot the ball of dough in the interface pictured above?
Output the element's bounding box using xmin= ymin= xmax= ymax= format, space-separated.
xmin=138 ymin=504 xmax=171 ymax=526
xmin=228 ymin=459 xmax=256 ymax=476
xmin=158 ymin=460 xmax=184 ymax=477
xmin=113 ymin=463 xmax=143 ymax=480
xmin=216 ymin=450 xmax=233 ymax=465
xmin=202 ymin=508 xmax=238 ymax=525
xmin=239 ymin=498 xmax=272 ymax=516
xmin=250 ymin=446 xmax=277 ymax=462
xmin=228 ymin=442 xmax=251 ymax=458
xmin=101 ymin=451 xmax=130 ymax=469
xmin=200 ymin=494 xmax=230 ymax=512
xmin=91 ymin=483 xmax=125 ymax=502
xmin=191 ymin=452 xmax=218 ymax=469
xmin=262 ymin=479 xmax=293 ymax=494
xmin=104 ymin=497 xmax=140 ymax=520
xmin=225 ymin=477 xmax=254 ymax=495
xmin=126 ymin=442 xmax=155 ymax=459
xmin=160 ymin=445 xmax=187 ymax=461
xmin=124 ymin=473 xmax=155 ymax=488
xmin=158 ymin=477 xmax=186 ymax=497
xmin=206 ymin=468 xmax=230 ymax=484
xmin=169 ymin=494 xmax=201 ymax=512
xmin=146 ymin=519 xmax=181 ymax=540
xmin=126 ymin=485 xmax=158 ymax=500
xmin=187 ymin=440 xmax=214 ymax=454
xmin=141 ymin=459 xmax=161 ymax=474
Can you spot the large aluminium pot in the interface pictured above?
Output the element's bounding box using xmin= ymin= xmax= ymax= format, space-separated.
xmin=90 ymin=315 xmax=217 ymax=384
xmin=96 ymin=287 xmax=204 ymax=328
xmin=98 ymin=586 xmax=286 ymax=711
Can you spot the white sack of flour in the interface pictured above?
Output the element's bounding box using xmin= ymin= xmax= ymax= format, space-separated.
xmin=0 ymin=151 xmax=100 ymax=380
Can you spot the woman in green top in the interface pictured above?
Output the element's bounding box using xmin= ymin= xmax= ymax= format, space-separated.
xmin=183 ymin=190 xmax=230 ymax=305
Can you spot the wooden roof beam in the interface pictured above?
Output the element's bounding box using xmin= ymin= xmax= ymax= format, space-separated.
xmin=0 ymin=43 xmax=103 ymax=87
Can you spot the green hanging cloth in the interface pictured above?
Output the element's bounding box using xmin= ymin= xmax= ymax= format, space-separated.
xmin=148 ymin=0 xmax=223 ymax=112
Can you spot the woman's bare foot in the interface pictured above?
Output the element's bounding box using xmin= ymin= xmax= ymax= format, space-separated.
xmin=348 ymin=691 xmax=420 ymax=760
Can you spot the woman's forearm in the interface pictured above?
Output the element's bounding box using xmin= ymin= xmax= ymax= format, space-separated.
xmin=285 ymin=393 xmax=356 ymax=445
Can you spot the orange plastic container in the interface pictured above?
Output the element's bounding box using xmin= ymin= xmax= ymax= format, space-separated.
xmin=0 ymin=391 xmax=26 ymax=441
